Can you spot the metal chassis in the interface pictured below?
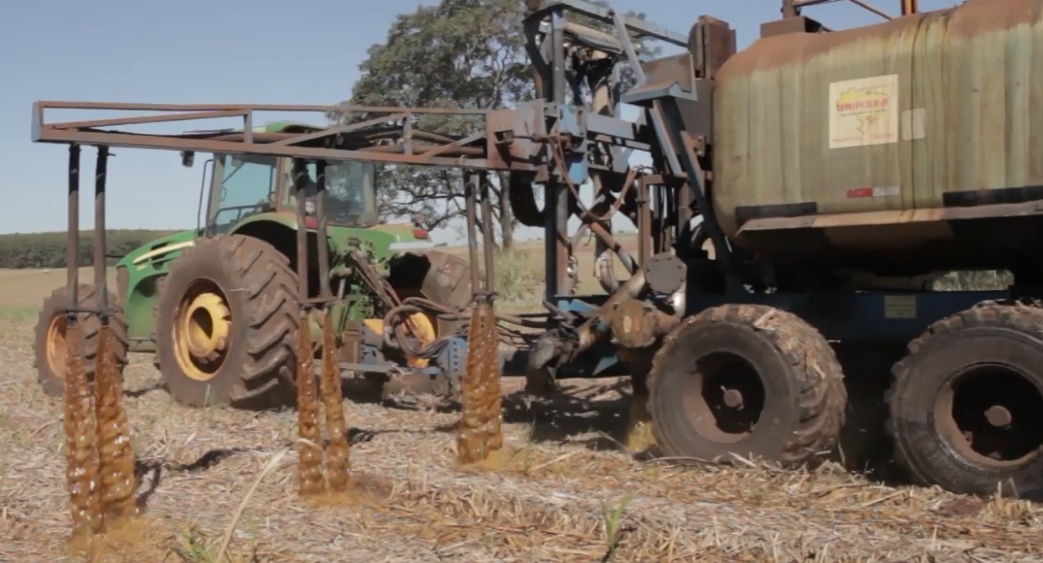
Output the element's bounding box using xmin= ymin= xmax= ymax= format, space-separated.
xmin=34 ymin=0 xmax=1010 ymax=389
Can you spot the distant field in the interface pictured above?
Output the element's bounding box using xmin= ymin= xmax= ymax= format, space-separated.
xmin=0 ymin=267 xmax=118 ymax=323
xmin=0 ymin=234 xmax=639 ymax=318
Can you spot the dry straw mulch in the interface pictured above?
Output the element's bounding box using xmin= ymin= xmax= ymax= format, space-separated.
xmin=0 ymin=320 xmax=1038 ymax=562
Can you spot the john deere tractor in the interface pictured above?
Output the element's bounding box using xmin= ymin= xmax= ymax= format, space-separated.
xmin=33 ymin=122 xmax=472 ymax=409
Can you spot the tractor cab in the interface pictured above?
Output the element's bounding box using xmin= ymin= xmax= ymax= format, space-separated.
xmin=205 ymin=153 xmax=379 ymax=234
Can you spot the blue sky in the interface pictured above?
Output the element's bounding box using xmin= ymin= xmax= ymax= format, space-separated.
xmin=0 ymin=0 xmax=956 ymax=241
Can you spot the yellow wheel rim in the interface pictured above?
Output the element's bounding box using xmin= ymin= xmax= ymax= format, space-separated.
xmin=173 ymin=282 xmax=232 ymax=382
xmin=403 ymin=311 xmax=437 ymax=368
xmin=46 ymin=315 xmax=68 ymax=379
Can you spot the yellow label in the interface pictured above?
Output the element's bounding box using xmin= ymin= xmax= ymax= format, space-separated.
xmin=828 ymin=74 xmax=900 ymax=149
xmin=884 ymin=295 xmax=917 ymax=319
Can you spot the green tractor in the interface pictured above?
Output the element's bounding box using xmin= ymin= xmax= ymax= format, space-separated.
xmin=33 ymin=122 xmax=473 ymax=409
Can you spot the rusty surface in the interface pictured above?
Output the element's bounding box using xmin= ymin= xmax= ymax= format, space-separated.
xmin=479 ymin=175 xmax=497 ymax=293
xmin=63 ymin=141 xmax=141 ymax=545
xmin=482 ymin=303 xmax=504 ymax=452
xmin=687 ymin=16 xmax=736 ymax=80
xmin=714 ymin=0 xmax=1043 ymax=274
xmin=464 ymin=174 xmax=482 ymax=293
xmin=296 ymin=316 xmax=325 ymax=497
xmin=456 ymin=298 xmax=504 ymax=465
xmin=321 ymin=313 xmax=351 ymax=493
xmin=609 ymin=299 xmax=680 ymax=350
xmin=63 ymin=322 xmax=102 ymax=539
xmin=93 ymin=324 xmax=137 ymax=522
xmin=31 ymin=101 xmax=542 ymax=173
xmin=760 ymin=15 xmax=828 ymax=38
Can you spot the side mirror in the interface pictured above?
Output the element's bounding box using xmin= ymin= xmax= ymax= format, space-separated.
xmin=180 ymin=150 xmax=196 ymax=168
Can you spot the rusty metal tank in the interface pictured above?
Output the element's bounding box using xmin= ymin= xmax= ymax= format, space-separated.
xmin=712 ymin=0 xmax=1043 ymax=277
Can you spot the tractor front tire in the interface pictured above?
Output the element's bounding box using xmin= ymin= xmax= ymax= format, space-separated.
xmin=33 ymin=284 xmax=128 ymax=397
xmin=153 ymin=235 xmax=299 ymax=409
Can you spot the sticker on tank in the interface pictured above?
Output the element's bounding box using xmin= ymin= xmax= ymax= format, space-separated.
xmin=828 ymin=74 xmax=900 ymax=149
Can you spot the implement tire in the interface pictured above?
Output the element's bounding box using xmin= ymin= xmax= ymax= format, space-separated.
xmin=387 ymin=250 xmax=472 ymax=335
xmin=383 ymin=250 xmax=473 ymax=398
xmin=886 ymin=303 xmax=1043 ymax=500
xmin=34 ymin=284 xmax=128 ymax=397
xmin=153 ymin=235 xmax=299 ymax=409
xmin=648 ymin=304 xmax=846 ymax=467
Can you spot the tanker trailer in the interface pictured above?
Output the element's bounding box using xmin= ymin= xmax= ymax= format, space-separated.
xmin=645 ymin=0 xmax=1043 ymax=500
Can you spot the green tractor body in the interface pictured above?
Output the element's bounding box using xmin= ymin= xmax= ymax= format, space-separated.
xmin=35 ymin=122 xmax=472 ymax=408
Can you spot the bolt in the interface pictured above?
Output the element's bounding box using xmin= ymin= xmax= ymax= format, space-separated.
xmin=722 ymin=388 xmax=744 ymax=409
xmin=984 ymin=405 xmax=1012 ymax=428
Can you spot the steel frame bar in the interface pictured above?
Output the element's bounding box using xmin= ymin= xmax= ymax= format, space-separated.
xmin=94 ymin=146 xmax=110 ymax=314
xmin=66 ymin=145 xmax=80 ymax=319
xmin=32 ymin=102 xmax=519 ymax=172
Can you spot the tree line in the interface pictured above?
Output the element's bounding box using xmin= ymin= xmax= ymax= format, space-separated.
xmin=0 ymin=230 xmax=175 ymax=269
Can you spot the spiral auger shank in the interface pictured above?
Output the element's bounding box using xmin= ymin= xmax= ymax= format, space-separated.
xmin=296 ymin=316 xmax=326 ymax=497
xmin=63 ymin=319 xmax=103 ymax=539
xmin=456 ymin=170 xmax=506 ymax=466
xmin=93 ymin=322 xmax=138 ymax=523
xmin=62 ymin=144 xmax=139 ymax=549
xmin=456 ymin=294 xmax=505 ymax=465
xmin=481 ymin=300 xmax=504 ymax=451
xmin=321 ymin=312 xmax=351 ymax=492
xmin=292 ymin=157 xmax=353 ymax=499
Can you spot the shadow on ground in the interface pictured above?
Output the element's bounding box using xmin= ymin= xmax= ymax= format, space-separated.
xmin=421 ymin=347 xmax=919 ymax=489
xmin=128 ymin=426 xmax=397 ymax=510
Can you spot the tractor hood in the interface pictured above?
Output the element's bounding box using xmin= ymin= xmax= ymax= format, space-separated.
xmin=116 ymin=229 xmax=198 ymax=272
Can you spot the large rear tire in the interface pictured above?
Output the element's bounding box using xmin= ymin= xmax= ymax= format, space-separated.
xmin=648 ymin=304 xmax=847 ymax=467
xmin=886 ymin=303 xmax=1043 ymax=499
xmin=33 ymin=284 xmax=128 ymax=397
xmin=153 ymin=235 xmax=299 ymax=409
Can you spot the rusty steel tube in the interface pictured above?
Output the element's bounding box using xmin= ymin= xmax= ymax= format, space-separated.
xmin=64 ymin=324 xmax=102 ymax=538
xmin=464 ymin=172 xmax=482 ymax=292
xmin=479 ymin=174 xmax=496 ymax=293
xmin=93 ymin=327 xmax=137 ymax=521
xmin=91 ymin=145 xmax=138 ymax=523
xmin=292 ymin=157 xmax=325 ymax=496
xmin=292 ymin=158 xmax=310 ymax=300
xmin=457 ymin=299 xmax=501 ymax=465
xmin=93 ymin=147 xmax=108 ymax=307
xmin=296 ymin=317 xmax=325 ymax=496
xmin=320 ymin=315 xmax=351 ymax=492
xmin=481 ymin=302 xmax=504 ymax=452
xmin=63 ymin=143 xmax=103 ymax=539
xmin=67 ymin=145 xmax=80 ymax=306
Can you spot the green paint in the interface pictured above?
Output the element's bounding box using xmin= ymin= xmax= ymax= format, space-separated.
xmin=113 ymin=136 xmax=435 ymax=350
xmin=116 ymin=229 xmax=199 ymax=352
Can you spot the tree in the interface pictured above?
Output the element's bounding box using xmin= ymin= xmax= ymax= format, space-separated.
xmin=335 ymin=0 xmax=657 ymax=248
